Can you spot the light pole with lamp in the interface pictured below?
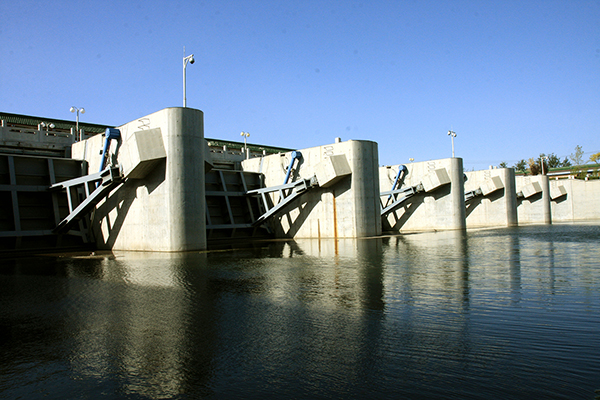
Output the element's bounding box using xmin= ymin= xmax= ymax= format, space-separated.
xmin=39 ymin=122 xmax=55 ymax=131
xmin=540 ymin=155 xmax=549 ymax=175
xmin=183 ymin=51 xmax=195 ymax=107
xmin=70 ymin=106 xmax=85 ymax=141
xmin=241 ymin=131 xmax=250 ymax=159
xmin=448 ymin=130 xmax=457 ymax=158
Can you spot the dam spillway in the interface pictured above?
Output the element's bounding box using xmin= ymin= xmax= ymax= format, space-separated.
xmin=2 ymin=107 xmax=600 ymax=253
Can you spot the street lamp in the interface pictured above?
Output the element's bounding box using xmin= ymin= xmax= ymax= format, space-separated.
xmin=448 ymin=130 xmax=457 ymax=158
xmin=240 ymin=131 xmax=250 ymax=159
xmin=183 ymin=52 xmax=195 ymax=107
xmin=540 ymin=155 xmax=549 ymax=175
xmin=39 ymin=122 xmax=55 ymax=131
xmin=70 ymin=106 xmax=85 ymax=141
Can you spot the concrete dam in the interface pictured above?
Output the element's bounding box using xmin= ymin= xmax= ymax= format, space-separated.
xmin=2 ymin=107 xmax=599 ymax=253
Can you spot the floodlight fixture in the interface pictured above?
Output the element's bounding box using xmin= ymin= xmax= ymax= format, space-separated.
xmin=39 ymin=122 xmax=55 ymax=131
xmin=241 ymin=131 xmax=250 ymax=159
xmin=70 ymin=106 xmax=85 ymax=141
xmin=448 ymin=130 xmax=457 ymax=158
xmin=183 ymin=52 xmax=195 ymax=107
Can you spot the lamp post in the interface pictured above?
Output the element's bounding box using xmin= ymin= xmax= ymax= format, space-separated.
xmin=183 ymin=52 xmax=195 ymax=107
xmin=241 ymin=131 xmax=250 ymax=159
xmin=70 ymin=106 xmax=85 ymax=141
xmin=39 ymin=122 xmax=55 ymax=131
xmin=540 ymin=155 xmax=549 ymax=175
xmin=448 ymin=130 xmax=457 ymax=158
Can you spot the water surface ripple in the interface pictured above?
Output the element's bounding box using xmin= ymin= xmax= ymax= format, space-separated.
xmin=1 ymin=223 xmax=599 ymax=399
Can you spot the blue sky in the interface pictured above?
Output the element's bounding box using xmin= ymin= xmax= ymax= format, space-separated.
xmin=1 ymin=0 xmax=599 ymax=169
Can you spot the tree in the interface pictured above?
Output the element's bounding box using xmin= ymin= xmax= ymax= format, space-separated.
xmin=589 ymin=152 xmax=600 ymax=164
xmin=498 ymin=161 xmax=508 ymax=168
xmin=570 ymin=145 xmax=584 ymax=166
xmin=545 ymin=153 xmax=563 ymax=168
xmin=514 ymin=159 xmax=528 ymax=173
xmin=561 ymin=157 xmax=572 ymax=168
xmin=528 ymin=158 xmax=541 ymax=175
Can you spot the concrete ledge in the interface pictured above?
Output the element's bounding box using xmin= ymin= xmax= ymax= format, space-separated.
xmin=422 ymin=168 xmax=451 ymax=192
xmin=481 ymin=176 xmax=504 ymax=196
xmin=522 ymin=182 xmax=542 ymax=198
xmin=550 ymin=184 xmax=567 ymax=200
xmin=315 ymin=154 xmax=352 ymax=188
xmin=120 ymin=128 xmax=166 ymax=179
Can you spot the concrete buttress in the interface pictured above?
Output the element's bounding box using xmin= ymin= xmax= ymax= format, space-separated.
xmin=72 ymin=107 xmax=207 ymax=251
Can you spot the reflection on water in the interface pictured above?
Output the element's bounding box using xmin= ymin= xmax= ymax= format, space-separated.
xmin=1 ymin=223 xmax=600 ymax=399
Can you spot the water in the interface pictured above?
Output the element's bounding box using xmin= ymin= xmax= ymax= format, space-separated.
xmin=1 ymin=223 xmax=599 ymax=399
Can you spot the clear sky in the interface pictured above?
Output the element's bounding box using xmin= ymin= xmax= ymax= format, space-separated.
xmin=1 ymin=0 xmax=599 ymax=170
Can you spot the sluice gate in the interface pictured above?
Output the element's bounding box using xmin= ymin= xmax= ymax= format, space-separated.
xmin=205 ymin=168 xmax=271 ymax=240
xmin=0 ymin=153 xmax=92 ymax=251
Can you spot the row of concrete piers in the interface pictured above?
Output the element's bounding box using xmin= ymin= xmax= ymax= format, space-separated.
xmin=2 ymin=107 xmax=599 ymax=253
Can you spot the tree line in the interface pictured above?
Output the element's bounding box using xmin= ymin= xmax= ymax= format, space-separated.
xmin=499 ymin=145 xmax=600 ymax=176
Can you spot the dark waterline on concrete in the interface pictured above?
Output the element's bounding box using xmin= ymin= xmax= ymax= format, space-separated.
xmin=1 ymin=223 xmax=600 ymax=399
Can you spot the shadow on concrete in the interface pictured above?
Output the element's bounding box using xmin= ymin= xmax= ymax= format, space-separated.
xmin=92 ymin=161 xmax=166 ymax=248
xmin=465 ymin=188 xmax=505 ymax=218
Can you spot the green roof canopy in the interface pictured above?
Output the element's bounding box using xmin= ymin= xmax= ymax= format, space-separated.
xmin=0 ymin=112 xmax=110 ymax=134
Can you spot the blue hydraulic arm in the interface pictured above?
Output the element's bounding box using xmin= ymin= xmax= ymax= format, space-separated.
xmin=386 ymin=165 xmax=408 ymax=203
xmin=383 ymin=165 xmax=408 ymax=207
xmin=392 ymin=165 xmax=408 ymax=191
xmin=283 ymin=151 xmax=302 ymax=185
xmin=99 ymin=128 xmax=121 ymax=172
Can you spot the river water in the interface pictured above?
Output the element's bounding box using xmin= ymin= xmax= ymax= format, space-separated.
xmin=1 ymin=223 xmax=599 ymax=399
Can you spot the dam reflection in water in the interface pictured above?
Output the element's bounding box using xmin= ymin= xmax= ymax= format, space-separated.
xmin=1 ymin=224 xmax=599 ymax=399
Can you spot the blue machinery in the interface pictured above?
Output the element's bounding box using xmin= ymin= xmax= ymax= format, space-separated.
xmin=246 ymin=151 xmax=320 ymax=227
xmin=380 ymin=165 xmax=425 ymax=217
xmin=283 ymin=151 xmax=302 ymax=185
xmin=99 ymin=128 xmax=121 ymax=172
xmin=51 ymin=129 xmax=124 ymax=233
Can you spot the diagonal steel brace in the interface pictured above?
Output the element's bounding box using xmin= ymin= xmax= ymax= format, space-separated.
xmin=50 ymin=167 xmax=124 ymax=233
xmin=380 ymin=184 xmax=424 ymax=217
xmin=246 ymin=176 xmax=318 ymax=226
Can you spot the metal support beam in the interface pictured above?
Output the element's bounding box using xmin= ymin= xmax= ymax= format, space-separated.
xmin=465 ymin=188 xmax=483 ymax=203
xmin=246 ymin=176 xmax=319 ymax=227
xmin=50 ymin=166 xmax=124 ymax=233
xmin=380 ymin=184 xmax=424 ymax=217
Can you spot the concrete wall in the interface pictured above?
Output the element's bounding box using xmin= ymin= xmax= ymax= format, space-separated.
xmin=379 ymin=158 xmax=466 ymax=232
xmin=72 ymin=107 xmax=206 ymax=251
xmin=464 ymin=168 xmax=517 ymax=228
xmin=0 ymin=123 xmax=75 ymax=158
xmin=515 ymin=175 xmax=552 ymax=225
xmin=241 ymin=139 xmax=381 ymax=239
xmin=549 ymin=178 xmax=600 ymax=222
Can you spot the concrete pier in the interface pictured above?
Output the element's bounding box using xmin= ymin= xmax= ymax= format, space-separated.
xmin=241 ymin=139 xmax=381 ymax=239
xmin=6 ymin=109 xmax=600 ymax=254
xmin=541 ymin=175 xmax=552 ymax=224
xmin=72 ymin=107 xmax=207 ymax=251
xmin=515 ymin=175 xmax=552 ymax=225
xmin=464 ymin=167 xmax=518 ymax=228
xmin=379 ymin=158 xmax=466 ymax=232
